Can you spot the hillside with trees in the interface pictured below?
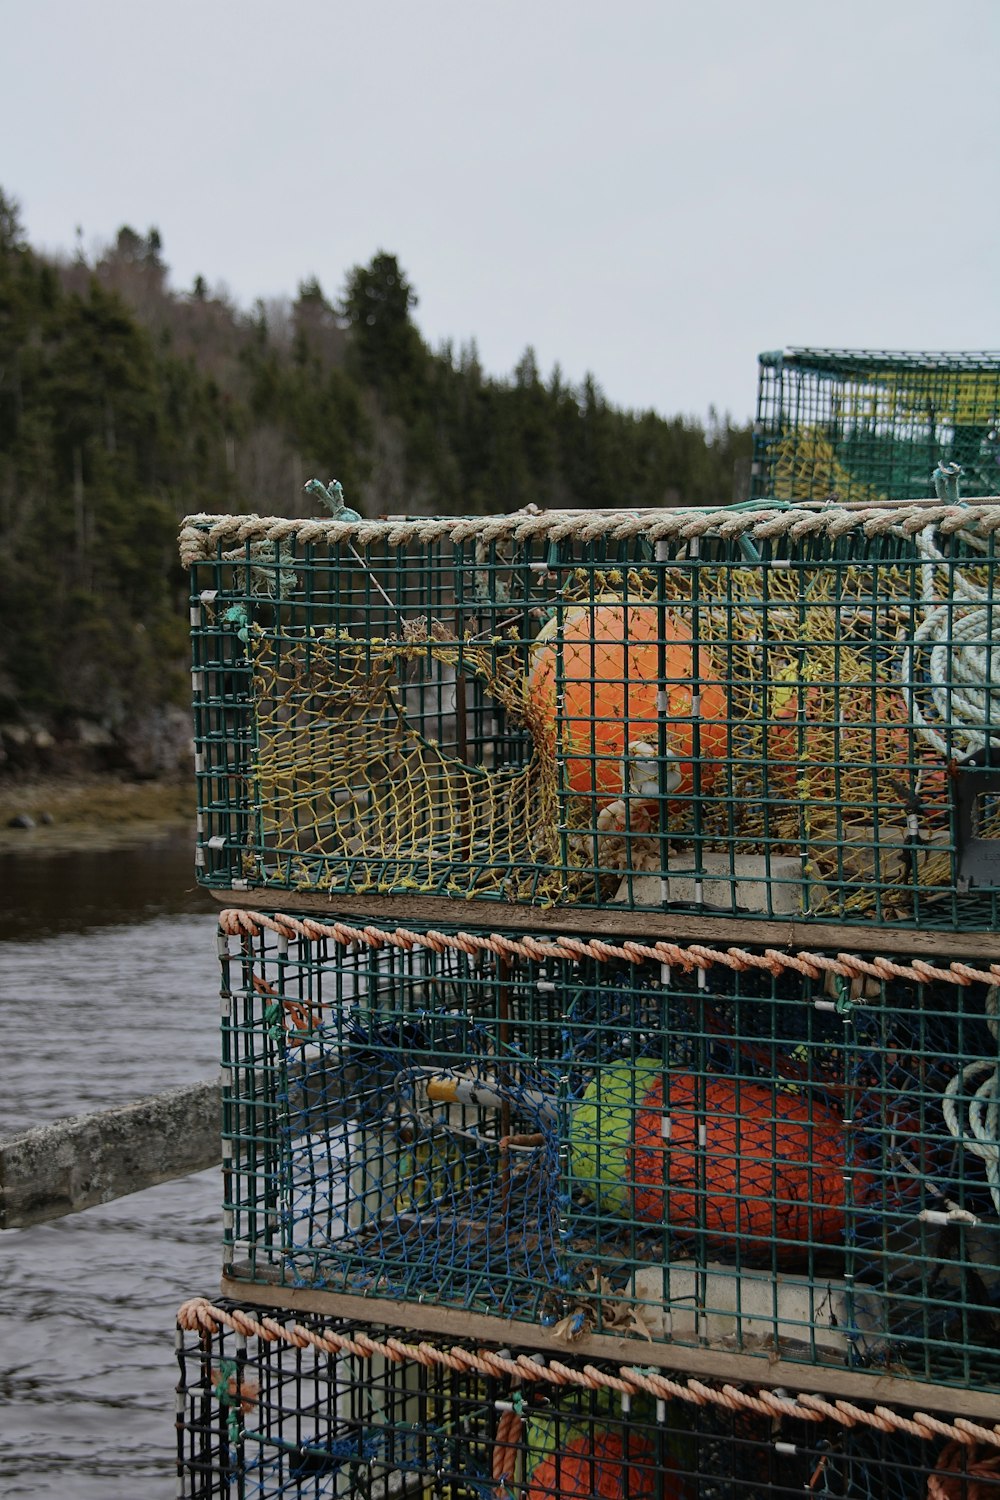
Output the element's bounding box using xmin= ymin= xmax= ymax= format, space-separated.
xmin=0 ymin=189 xmax=751 ymax=775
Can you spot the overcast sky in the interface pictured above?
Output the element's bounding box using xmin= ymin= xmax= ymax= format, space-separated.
xmin=3 ymin=0 xmax=998 ymax=423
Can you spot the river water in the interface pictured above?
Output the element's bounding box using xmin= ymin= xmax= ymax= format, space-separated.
xmin=0 ymin=830 xmax=223 ymax=1499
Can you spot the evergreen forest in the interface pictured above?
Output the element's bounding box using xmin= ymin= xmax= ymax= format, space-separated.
xmin=0 ymin=189 xmax=751 ymax=771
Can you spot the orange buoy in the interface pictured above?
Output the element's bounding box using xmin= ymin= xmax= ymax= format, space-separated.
xmin=632 ymin=1073 xmax=849 ymax=1249
xmin=527 ymin=1426 xmax=689 ymax=1500
xmin=765 ymin=671 xmax=912 ymax=788
xmin=572 ymin=1061 xmax=853 ymax=1260
xmin=528 ymin=601 xmax=727 ymax=807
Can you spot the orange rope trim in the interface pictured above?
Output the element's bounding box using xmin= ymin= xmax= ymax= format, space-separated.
xmin=177 ymin=1297 xmax=1000 ymax=1449
xmin=492 ymin=1408 xmax=522 ymax=1493
xmin=217 ymin=909 xmax=1000 ymax=991
xmin=927 ymin=1440 xmax=1000 ymax=1499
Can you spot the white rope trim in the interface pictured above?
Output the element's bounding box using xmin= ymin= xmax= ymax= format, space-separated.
xmin=178 ymin=500 xmax=1000 ymax=568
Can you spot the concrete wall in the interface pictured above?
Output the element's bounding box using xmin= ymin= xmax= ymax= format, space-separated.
xmin=0 ymin=1080 xmax=220 ymax=1228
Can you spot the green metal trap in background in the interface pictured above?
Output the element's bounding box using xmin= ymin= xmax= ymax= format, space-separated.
xmin=751 ymin=349 xmax=1000 ymax=505
xmin=184 ymin=498 xmax=1000 ymax=931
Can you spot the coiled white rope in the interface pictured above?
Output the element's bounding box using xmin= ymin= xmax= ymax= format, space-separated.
xmin=905 ymin=519 xmax=1000 ymax=758
xmin=942 ymin=986 xmax=1000 ymax=1213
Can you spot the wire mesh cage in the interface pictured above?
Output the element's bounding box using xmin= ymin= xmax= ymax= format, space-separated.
xmin=751 ymin=350 xmax=1000 ymax=506
xmin=219 ymin=909 xmax=1000 ymax=1397
xmin=184 ymin=501 xmax=1000 ymax=931
xmin=176 ymin=1298 xmax=1000 ymax=1499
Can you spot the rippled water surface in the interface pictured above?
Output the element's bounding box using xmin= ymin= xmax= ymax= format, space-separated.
xmin=0 ymin=830 xmax=223 ymax=1499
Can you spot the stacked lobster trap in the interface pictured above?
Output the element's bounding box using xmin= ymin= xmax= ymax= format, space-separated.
xmin=186 ymin=491 xmax=1000 ymax=929
xmin=215 ymin=914 xmax=1000 ymax=1397
xmin=176 ymin=1296 xmax=1000 ymax=1499
xmin=177 ymin=357 xmax=1000 ymax=1497
xmin=752 ymin=349 xmax=1000 ymax=507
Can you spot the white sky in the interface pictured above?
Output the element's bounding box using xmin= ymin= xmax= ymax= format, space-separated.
xmin=3 ymin=0 xmax=998 ymax=423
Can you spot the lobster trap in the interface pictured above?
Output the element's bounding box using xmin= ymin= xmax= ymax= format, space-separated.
xmin=185 ymin=499 xmax=1000 ymax=932
xmin=218 ymin=908 xmax=1000 ymax=1400
xmin=176 ymin=1296 xmax=1000 ymax=1499
xmin=752 ymin=349 xmax=1000 ymax=506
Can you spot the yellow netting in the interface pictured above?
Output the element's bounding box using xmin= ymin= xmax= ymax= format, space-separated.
xmin=890 ymin=369 xmax=1000 ymax=426
xmin=657 ymin=562 xmax=962 ymax=917
xmin=770 ymin=429 xmax=887 ymax=505
xmin=248 ymin=626 xmax=589 ymax=903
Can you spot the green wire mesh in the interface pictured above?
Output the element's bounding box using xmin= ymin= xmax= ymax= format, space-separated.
xmin=176 ymin=1301 xmax=993 ymax=1498
xmin=187 ymin=506 xmax=1000 ymax=930
xmin=220 ymin=917 xmax=1000 ymax=1397
xmin=752 ymin=349 xmax=1000 ymax=504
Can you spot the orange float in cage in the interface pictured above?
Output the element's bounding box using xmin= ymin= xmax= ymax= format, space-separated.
xmin=526 ymin=1426 xmax=689 ymax=1500
xmin=764 ymin=665 xmax=916 ymax=776
xmin=764 ymin=671 xmax=943 ymax=823
xmin=572 ymin=1061 xmax=855 ymax=1261
xmin=527 ymin=602 xmax=728 ymax=807
xmin=631 ymin=1073 xmax=850 ymax=1250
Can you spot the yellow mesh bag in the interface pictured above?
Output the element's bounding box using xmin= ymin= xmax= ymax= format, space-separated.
xmin=248 ymin=627 xmax=588 ymax=903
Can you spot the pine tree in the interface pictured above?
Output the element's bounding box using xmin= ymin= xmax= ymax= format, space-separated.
xmin=341 ymin=252 xmax=427 ymax=405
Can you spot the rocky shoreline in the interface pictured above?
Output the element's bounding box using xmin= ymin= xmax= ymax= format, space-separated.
xmin=0 ymin=775 xmax=195 ymax=855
